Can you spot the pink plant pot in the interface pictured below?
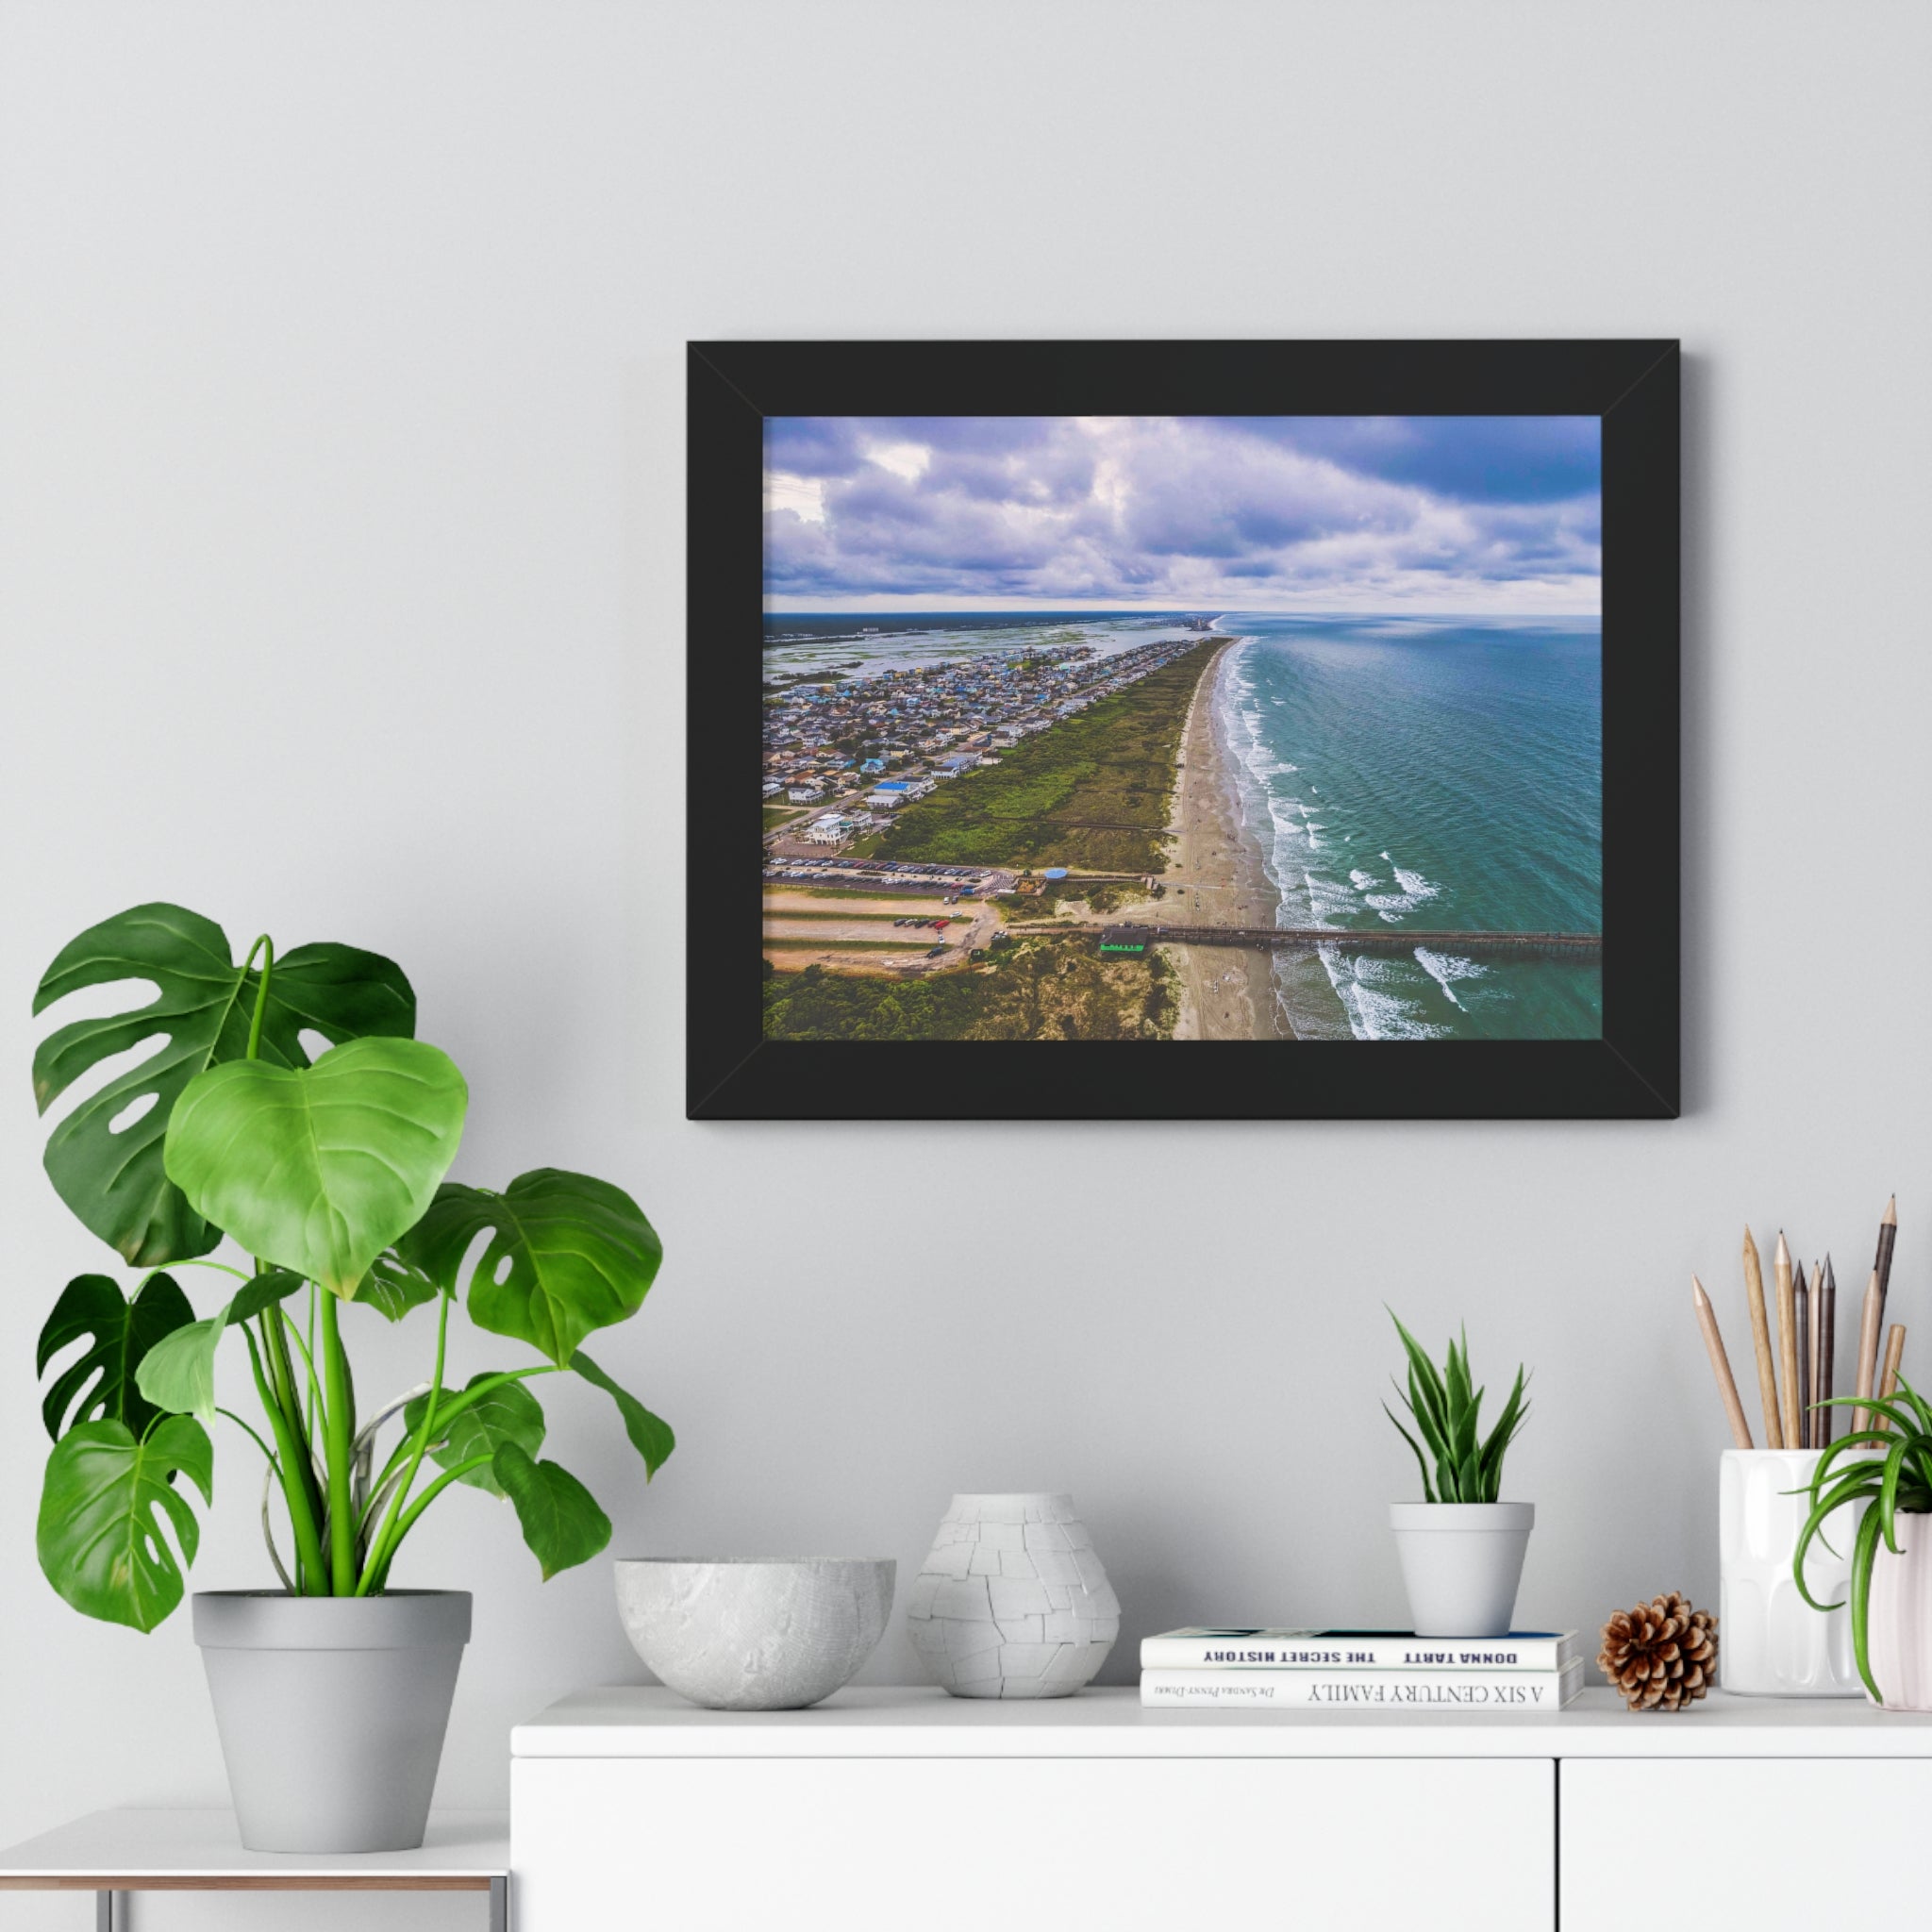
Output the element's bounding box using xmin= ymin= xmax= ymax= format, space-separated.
xmin=1866 ymin=1509 xmax=1932 ymax=1710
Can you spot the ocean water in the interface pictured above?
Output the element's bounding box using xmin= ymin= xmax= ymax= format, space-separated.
xmin=1212 ymin=614 xmax=1603 ymax=1041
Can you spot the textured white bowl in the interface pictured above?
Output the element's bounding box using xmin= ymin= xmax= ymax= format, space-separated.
xmin=614 ymin=1558 xmax=895 ymax=1711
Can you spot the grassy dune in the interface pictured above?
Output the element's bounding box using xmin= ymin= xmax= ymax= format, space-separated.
xmin=873 ymin=641 xmax=1218 ymax=873
xmin=762 ymin=936 xmax=1177 ymax=1041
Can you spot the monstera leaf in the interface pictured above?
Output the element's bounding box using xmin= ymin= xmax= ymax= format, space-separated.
xmin=164 ymin=1038 xmax=468 ymax=1297
xmin=37 ymin=1415 xmax=213 ymax=1631
xmin=37 ymin=1272 xmax=195 ymax=1441
xmin=134 ymin=1271 xmax=305 ymax=1425
xmin=403 ymin=1374 xmax=546 ymax=1497
xmin=32 ymin=905 xmax=414 ymax=1266
xmin=401 ymin=1169 xmax=662 ymax=1367
xmin=357 ymin=1249 xmax=443 ymax=1322
xmin=491 ymin=1441 xmax=610 ymax=1579
xmin=571 ymin=1350 xmax=675 ymax=1478
xmin=227 ymin=1268 xmax=308 ymax=1326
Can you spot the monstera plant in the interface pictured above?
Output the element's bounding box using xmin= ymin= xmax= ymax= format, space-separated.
xmin=32 ymin=903 xmax=673 ymax=1631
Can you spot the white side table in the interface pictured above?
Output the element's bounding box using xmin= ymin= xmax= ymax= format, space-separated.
xmin=0 ymin=1808 xmax=508 ymax=1930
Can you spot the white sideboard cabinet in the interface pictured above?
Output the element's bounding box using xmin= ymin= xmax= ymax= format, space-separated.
xmin=511 ymin=1686 xmax=1932 ymax=1931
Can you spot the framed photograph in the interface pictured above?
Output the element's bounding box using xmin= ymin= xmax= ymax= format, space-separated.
xmin=689 ymin=340 xmax=1677 ymax=1120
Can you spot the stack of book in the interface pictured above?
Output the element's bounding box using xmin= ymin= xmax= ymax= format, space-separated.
xmin=1139 ymin=1627 xmax=1586 ymax=1709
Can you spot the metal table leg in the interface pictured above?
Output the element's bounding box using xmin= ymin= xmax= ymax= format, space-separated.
xmin=490 ymin=1874 xmax=508 ymax=1931
xmin=95 ymin=1890 xmax=119 ymax=1932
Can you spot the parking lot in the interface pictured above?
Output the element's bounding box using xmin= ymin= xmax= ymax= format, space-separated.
xmin=759 ymin=858 xmax=1016 ymax=897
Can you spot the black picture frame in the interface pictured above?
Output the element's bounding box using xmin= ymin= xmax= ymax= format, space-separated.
xmin=690 ymin=339 xmax=1678 ymax=1121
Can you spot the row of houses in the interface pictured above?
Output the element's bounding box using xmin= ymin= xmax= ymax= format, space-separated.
xmin=762 ymin=633 xmax=1200 ymax=812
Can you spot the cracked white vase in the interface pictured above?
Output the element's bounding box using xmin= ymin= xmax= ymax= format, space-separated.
xmin=905 ymin=1492 xmax=1120 ymax=1698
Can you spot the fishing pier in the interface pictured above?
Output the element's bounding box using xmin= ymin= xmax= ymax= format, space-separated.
xmin=1096 ymin=925 xmax=1603 ymax=958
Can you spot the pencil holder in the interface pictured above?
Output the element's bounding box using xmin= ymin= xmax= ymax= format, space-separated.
xmin=1719 ymin=1448 xmax=1865 ymax=1697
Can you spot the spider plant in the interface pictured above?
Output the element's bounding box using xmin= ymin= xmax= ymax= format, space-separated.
xmin=1793 ymin=1376 xmax=1932 ymax=1704
xmin=1383 ymin=1311 xmax=1530 ymax=1504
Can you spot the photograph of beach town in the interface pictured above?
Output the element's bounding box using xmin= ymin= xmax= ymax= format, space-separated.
xmin=761 ymin=415 xmax=1604 ymax=1043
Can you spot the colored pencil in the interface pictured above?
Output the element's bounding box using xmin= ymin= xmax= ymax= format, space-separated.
xmin=1874 ymin=1195 xmax=1898 ymax=1346
xmin=1817 ymin=1255 xmax=1837 ymax=1449
xmin=1692 ymin=1274 xmax=1754 ymax=1449
xmin=1793 ymin=1260 xmax=1810 ymax=1449
xmin=1742 ymin=1227 xmax=1783 ymax=1448
xmin=1775 ymin=1232 xmax=1800 ymax=1449
xmin=1854 ymin=1269 xmax=1883 ymax=1437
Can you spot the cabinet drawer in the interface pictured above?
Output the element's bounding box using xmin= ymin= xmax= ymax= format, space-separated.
xmin=1561 ymin=1758 xmax=1932 ymax=1929
xmin=514 ymin=1756 xmax=1553 ymax=1931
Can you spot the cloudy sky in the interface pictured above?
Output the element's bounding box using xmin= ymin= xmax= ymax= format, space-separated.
xmin=764 ymin=415 xmax=1601 ymax=614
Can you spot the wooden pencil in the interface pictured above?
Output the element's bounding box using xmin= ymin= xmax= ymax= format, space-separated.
xmin=1882 ymin=1324 xmax=1907 ymax=1392
xmin=1875 ymin=1324 xmax=1907 ymax=1430
xmin=1874 ymin=1194 xmax=1899 ymax=1343
xmin=1854 ymin=1269 xmax=1883 ymax=1436
xmin=1793 ymin=1260 xmax=1810 ymax=1450
xmin=1775 ymin=1232 xmax=1800 ymax=1449
xmin=1817 ymin=1255 xmax=1838 ymax=1449
xmin=1742 ymin=1226 xmax=1783 ymax=1448
xmin=1692 ymin=1274 xmax=1754 ymax=1449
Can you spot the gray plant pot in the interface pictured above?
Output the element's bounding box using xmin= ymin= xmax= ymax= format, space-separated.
xmin=192 ymin=1591 xmax=470 ymax=1853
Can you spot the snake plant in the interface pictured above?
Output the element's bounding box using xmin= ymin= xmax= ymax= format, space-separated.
xmin=1793 ymin=1377 xmax=1932 ymax=1704
xmin=1383 ymin=1311 xmax=1530 ymax=1504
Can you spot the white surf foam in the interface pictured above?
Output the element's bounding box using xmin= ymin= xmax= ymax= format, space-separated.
xmin=1317 ymin=948 xmax=1447 ymax=1041
xmin=1413 ymin=946 xmax=1488 ymax=1010
xmin=1364 ymin=850 xmax=1442 ymax=922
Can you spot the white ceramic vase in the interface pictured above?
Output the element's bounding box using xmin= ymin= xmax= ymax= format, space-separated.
xmin=905 ymin=1493 xmax=1119 ymax=1698
xmin=1719 ymin=1447 xmax=1863 ymax=1696
xmin=1389 ymin=1502 xmax=1533 ymax=1637
xmin=1865 ymin=1508 xmax=1932 ymax=1710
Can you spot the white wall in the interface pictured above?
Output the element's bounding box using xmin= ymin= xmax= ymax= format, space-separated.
xmin=3 ymin=2 xmax=1929 ymax=1924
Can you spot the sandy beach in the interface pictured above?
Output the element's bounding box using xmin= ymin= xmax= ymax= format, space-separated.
xmin=1166 ymin=641 xmax=1291 ymax=1041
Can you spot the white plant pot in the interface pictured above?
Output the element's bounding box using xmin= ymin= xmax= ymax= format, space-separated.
xmin=1719 ymin=1448 xmax=1863 ymax=1697
xmin=1389 ymin=1502 xmax=1533 ymax=1638
xmin=1866 ymin=1508 xmax=1932 ymax=1710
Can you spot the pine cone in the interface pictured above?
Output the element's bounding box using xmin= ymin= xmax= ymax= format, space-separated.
xmin=1598 ymin=1591 xmax=1719 ymax=1711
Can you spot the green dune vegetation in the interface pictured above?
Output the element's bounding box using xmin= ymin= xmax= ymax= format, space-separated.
xmin=873 ymin=639 xmax=1218 ymax=873
xmin=762 ymin=934 xmax=1178 ymax=1041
